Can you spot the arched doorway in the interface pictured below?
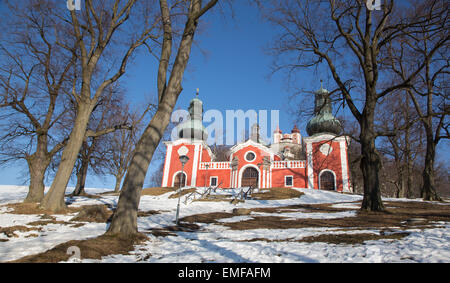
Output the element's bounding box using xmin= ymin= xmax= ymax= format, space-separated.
xmin=319 ymin=170 xmax=335 ymax=190
xmin=173 ymin=172 xmax=187 ymax=188
xmin=241 ymin=167 xmax=259 ymax=188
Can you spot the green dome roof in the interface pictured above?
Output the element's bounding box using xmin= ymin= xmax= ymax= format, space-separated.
xmin=306 ymin=84 xmax=342 ymax=136
xmin=178 ymin=119 xmax=208 ymax=141
xmin=177 ymin=91 xmax=208 ymax=141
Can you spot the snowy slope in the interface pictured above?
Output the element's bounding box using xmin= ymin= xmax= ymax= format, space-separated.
xmin=0 ymin=185 xmax=449 ymax=263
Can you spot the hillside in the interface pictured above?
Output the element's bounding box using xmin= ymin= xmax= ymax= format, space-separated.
xmin=0 ymin=185 xmax=449 ymax=263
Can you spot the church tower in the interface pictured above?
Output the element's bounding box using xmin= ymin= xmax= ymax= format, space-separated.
xmin=306 ymin=81 xmax=342 ymax=136
xmin=177 ymin=89 xmax=208 ymax=141
xmin=303 ymin=81 xmax=351 ymax=193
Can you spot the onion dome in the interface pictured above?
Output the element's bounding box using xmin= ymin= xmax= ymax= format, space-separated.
xmin=177 ymin=89 xmax=208 ymax=141
xmin=306 ymin=82 xmax=342 ymax=136
xmin=291 ymin=125 xmax=300 ymax=133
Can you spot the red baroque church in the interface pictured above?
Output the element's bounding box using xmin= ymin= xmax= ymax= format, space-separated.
xmin=161 ymin=85 xmax=352 ymax=192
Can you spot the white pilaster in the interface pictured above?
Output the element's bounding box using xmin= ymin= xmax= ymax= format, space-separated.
xmin=191 ymin=144 xmax=200 ymax=186
xmin=306 ymin=142 xmax=314 ymax=189
xmin=162 ymin=144 xmax=173 ymax=187
xmin=340 ymin=140 xmax=350 ymax=192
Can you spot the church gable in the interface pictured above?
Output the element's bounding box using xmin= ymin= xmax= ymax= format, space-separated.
xmin=229 ymin=139 xmax=274 ymax=161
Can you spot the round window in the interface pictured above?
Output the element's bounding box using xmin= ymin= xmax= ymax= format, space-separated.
xmin=245 ymin=152 xmax=256 ymax=162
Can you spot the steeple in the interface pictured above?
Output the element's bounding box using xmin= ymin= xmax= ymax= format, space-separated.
xmin=250 ymin=123 xmax=260 ymax=143
xmin=306 ymin=81 xmax=342 ymax=136
xmin=178 ymin=89 xmax=208 ymax=141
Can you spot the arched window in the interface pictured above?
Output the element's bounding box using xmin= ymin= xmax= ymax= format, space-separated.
xmin=173 ymin=172 xmax=187 ymax=188
xmin=319 ymin=170 xmax=335 ymax=191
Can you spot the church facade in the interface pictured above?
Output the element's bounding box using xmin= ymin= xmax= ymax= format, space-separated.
xmin=161 ymin=85 xmax=352 ymax=193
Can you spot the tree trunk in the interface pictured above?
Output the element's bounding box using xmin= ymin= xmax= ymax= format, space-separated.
xmin=114 ymin=173 xmax=123 ymax=193
xmin=24 ymin=135 xmax=51 ymax=203
xmin=421 ymin=129 xmax=441 ymax=201
xmin=40 ymin=104 xmax=93 ymax=212
xmin=72 ymin=160 xmax=89 ymax=196
xmin=24 ymin=157 xmax=49 ymax=203
xmin=396 ymin=169 xmax=404 ymax=198
xmin=359 ymin=110 xmax=385 ymax=211
xmin=405 ymin=160 xmax=413 ymax=199
xmin=107 ymin=103 xmax=174 ymax=236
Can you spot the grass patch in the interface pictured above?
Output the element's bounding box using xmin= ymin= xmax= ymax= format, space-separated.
xmin=141 ymin=187 xmax=177 ymax=196
xmin=10 ymin=233 xmax=149 ymax=263
xmin=138 ymin=210 xmax=164 ymax=217
xmin=70 ymin=205 xmax=113 ymax=223
xmin=241 ymin=232 xmax=410 ymax=245
xmin=1 ymin=202 xmax=82 ymax=215
xmin=0 ymin=225 xmax=43 ymax=238
xmin=168 ymin=188 xmax=197 ymax=199
xmin=251 ymin=188 xmax=304 ymax=200
xmin=298 ymin=232 xmax=410 ymax=245
xmin=180 ymin=200 xmax=450 ymax=231
xmin=146 ymin=222 xmax=201 ymax=237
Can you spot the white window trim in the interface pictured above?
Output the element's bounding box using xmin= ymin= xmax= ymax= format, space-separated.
xmin=244 ymin=150 xmax=257 ymax=162
xmin=210 ymin=176 xmax=218 ymax=188
xmin=284 ymin=175 xmax=294 ymax=187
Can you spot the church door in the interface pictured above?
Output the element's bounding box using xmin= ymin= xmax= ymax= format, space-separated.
xmin=241 ymin=167 xmax=259 ymax=188
xmin=319 ymin=171 xmax=335 ymax=190
xmin=174 ymin=172 xmax=187 ymax=188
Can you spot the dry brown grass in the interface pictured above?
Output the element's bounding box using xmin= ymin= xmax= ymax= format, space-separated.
xmin=10 ymin=233 xmax=149 ymax=263
xmin=180 ymin=200 xmax=450 ymax=232
xmin=0 ymin=225 xmax=43 ymax=239
xmin=1 ymin=202 xmax=82 ymax=215
xmin=70 ymin=205 xmax=113 ymax=223
xmin=168 ymin=188 xmax=197 ymax=199
xmin=137 ymin=210 xmax=165 ymax=217
xmin=184 ymin=187 xmax=304 ymax=203
xmin=146 ymin=222 xmax=201 ymax=237
xmin=240 ymin=232 xmax=410 ymax=245
xmin=141 ymin=187 xmax=177 ymax=196
xmin=0 ymin=218 xmax=89 ymax=242
xmin=251 ymin=188 xmax=304 ymax=200
xmin=66 ymin=193 xmax=101 ymax=199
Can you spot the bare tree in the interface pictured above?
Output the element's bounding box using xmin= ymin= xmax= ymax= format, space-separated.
xmin=385 ymin=2 xmax=449 ymax=200
xmin=40 ymin=0 xmax=161 ymax=212
xmin=259 ymin=0 xmax=448 ymax=211
xmin=107 ymin=0 xmax=219 ymax=237
xmin=377 ymin=92 xmax=424 ymax=198
xmin=103 ymin=101 xmax=155 ymax=193
xmin=0 ymin=1 xmax=76 ymax=203
xmin=71 ymin=84 xmax=132 ymax=196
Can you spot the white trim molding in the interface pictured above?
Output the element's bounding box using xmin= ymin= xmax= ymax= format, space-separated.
xmin=164 ymin=139 xmax=216 ymax=162
xmin=191 ymin=144 xmax=200 ymax=186
xmin=244 ymin=150 xmax=257 ymax=162
xmin=162 ymin=144 xmax=173 ymax=187
xmin=339 ymin=140 xmax=350 ymax=192
xmin=306 ymin=142 xmax=314 ymax=189
xmin=229 ymin=139 xmax=274 ymax=161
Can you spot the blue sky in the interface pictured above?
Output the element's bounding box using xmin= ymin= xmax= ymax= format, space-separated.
xmin=1 ymin=1 xmax=314 ymax=189
xmin=0 ymin=1 xmax=447 ymax=189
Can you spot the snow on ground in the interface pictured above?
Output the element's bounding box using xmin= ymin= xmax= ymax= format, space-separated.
xmin=0 ymin=185 xmax=449 ymax=263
